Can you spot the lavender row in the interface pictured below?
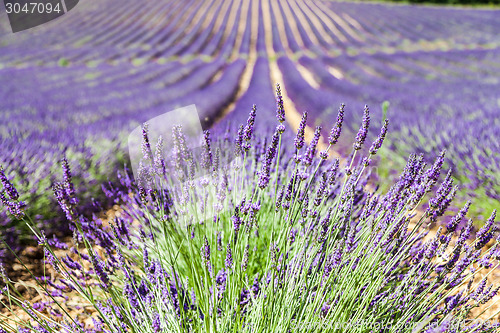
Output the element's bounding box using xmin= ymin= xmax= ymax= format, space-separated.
xmin=282 ymin=49 xmax=500 ymax=209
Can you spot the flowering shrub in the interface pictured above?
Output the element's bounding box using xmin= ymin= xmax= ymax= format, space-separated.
xmin=1 ymin=92 xmax=499 ymax=332
xmin=2 ymin=0 xmax=499 ymax=264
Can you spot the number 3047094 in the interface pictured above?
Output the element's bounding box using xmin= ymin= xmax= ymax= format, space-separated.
xmin=5 ymin=2 xmax=62 ymax=14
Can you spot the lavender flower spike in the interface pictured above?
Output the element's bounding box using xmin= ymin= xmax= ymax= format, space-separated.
xmin=61 ymin=158 xmax=78 ymax=205
xmin=369 ymin=119 xmax=389 ymax=155
xmin=225 ymin=243 xmax=233 ymax=271
xmin=328 ymin=104 xmax=345 ymax=146
xmin=475 ymin=210 xmax=497 ymax=250
xmin=201 ymin=130 xmax=213 ymax=171
xmin=241 ymin=245 xmax=249 ymax=271
xmin=353 ymin=105 xmax=370 ymax=151
xmin=0 ymin=166 xmax=19 ymax=201
xmin=302 ymin=126 xmax=322 ymax=167
xmin=426 ymin=149 xmax=446 ymax=187
xmin=243 ymin=105 xmax=257 ymax=142
xmin=90 ymin=253 xmax=110 ymax=288
xmin=258 ymin=129 xmax=280 ymax=189
xmin=235 ymin=125 xmax=244 ymax=156
xmin=446 ymin=201 xmax=471 ymax=233
xmin=142 ymin=123 xmax=153 ymax=161
xmin=0 ymin=192 xmax=26 ymax=219
xmin=153 ymin=135 xmax=165 ymax=175
xmin=202 ymin=236 xmax=211 ymax=264
xmin=294 ymin=111 xmax=307 ymax=150
xmin=276 ymin=83 xmax=285 ymax=123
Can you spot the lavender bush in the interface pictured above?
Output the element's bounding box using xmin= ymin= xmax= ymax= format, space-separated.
xmin=1 ymin=95 xmax=499 ymax=332
xmin=1 ymin=0 xmax=499 ymax=262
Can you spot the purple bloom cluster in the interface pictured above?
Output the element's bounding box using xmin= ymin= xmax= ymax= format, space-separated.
xmin=302 ymin=126 xmax=322 ymax=167
xmin=0 ymin=0 xmax=499 ymax=278
xmin=275 ymin=83 xmax=285 ymax=124
xmin=294 ymin=111 xmax=307 ymax=150
xmin=0 ymin=166 xmax=19 ymax=201
xmin=3 ymin=93 xmax=499 ymax=333
xmin=242 ymin=105 xmax=257 ymax=151
xmin=369 ymin=119 xmax=389 ymax=155
xmin=353 ymin=105 xmax=370 ymax=151
xmin=258 ymin=128 xmax=280 ymax=189
xmin=328 ymin=104 xmax=345 ymax=146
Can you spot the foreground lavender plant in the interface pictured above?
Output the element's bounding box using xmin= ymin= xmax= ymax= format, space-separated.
xmin=1 ymin=98 xmax=499 ymax=333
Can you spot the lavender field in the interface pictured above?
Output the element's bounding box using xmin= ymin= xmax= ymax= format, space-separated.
xmin=1 ymin=0 xmax=500 ymax=331
xmin=1 ymin=0 xmax=499 ymax=222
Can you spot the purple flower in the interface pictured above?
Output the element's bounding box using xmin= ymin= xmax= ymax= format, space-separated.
xmin=289 ymin=228 xmax=298 ymax=244
xmin=277 ymin=123 xmax=285 ymax=135
xmin=318 ymin=208 xmax=332 ymax=243
xmin=445 ymin=292 xmax=462 ymax=312
xmin=235 ymin=125 xmax=244 ymax=156
xmin=243 ymin=105 xmax=257 ymax=143
xmin=232 ymin=207 xmax=242 ymax=233
xmin=445 ymin=248 xmax=461 ymax=270
xmin=295 ymin=111 xmax=307 ymax=150
xmin=456 ymin=219 xmax=473 ymax=249
xmin=429 ymin=170 xmax=453 ymax=208
xmin=314 ymin=172 xmax=328 ymax=206
xmin=152 ymin=313 xmax=161 ymax=332
xmin=424 ymin=227 xmax=441 ymax=259
xmin=321 ymin=302 xmax=331 ymax=317
xmin=369 ymin=119 xmax=389 ymax=155
xmin=353 ymin=105 xmax=370 ymax=150
xmin=142 ymin=123 xmax=153 ymax=161
xmin=270 ymin=243 xmax=279 ymax=269
xmin=201 ymin=130 xmax=213 ymax=170
xmin=52 ymin=182 xmax=75 ymax=222
xmin=216 ymin=231 xmax=223 ymax=251
xmin=302 ymin=126 xmax=322 ymax=166
xmin=446 ymin=201 xmax=471 ymax=233
xmin=215 ymin=269 xmax=227 ymax=300
xmin=258 ymin=129 xmax=280 ymax=189
xmin=475 ymin=210 xmax=497 ymax=250
xmin=62 ymin=255 xmax=81 ymax=271
xmin=452 ymin=248 xmax=480 ymax=277
xmin=167 ymin=279 xmax=181 ymax=317
xmin=275 ymin=186 xmax=284 ymax=211
xmin=241 ymin=245 xmax=249 ymax=271
xmin=61 ymin=158 xmax=78 ymax=205
xmin=328 ymin=104 xmax=345 ymax=146
xmin=44 ymin=248 xmax=61 ymax=274
xmin=480 ymin=286 xmax=500 ymax=305
xmin=472 ymin=279 xmax=488 ymax=301
xmin=276 ymin=83 xmax=285 ymax=123
xmin=153 ymin=136 xmax=165 ymax=176
xmin=301 ymin=192 xmax=309 ymax=218
xmin=90 ymin=253 xmax=110 ymax=288
xmin=428 ymin=170 xmax=454 ymax=221
xmin=201 ymin=236 xmax=211 ymax=274
xmin=437 ymin=185 xmax=457 ymax=219
xmin=281 ymin=175 xmax=294 ymax=205
xmin=174 ymin=125 xmax=192 ymax=161
xmin=327 ymin=159 xmax=340 ymax=185
xmin=225 ymin=243 xmax=233 ymax=271
xmin=422 ymin=150 xmax=446 ymax=193
xmin=0 ymin=166 xmax=19 ymax=201
xmin=0 ymin=192 xmax=26 ymax=219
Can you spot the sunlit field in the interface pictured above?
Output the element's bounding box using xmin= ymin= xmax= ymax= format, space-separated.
xmin=0 ymin=0 xmax=499 ymax=331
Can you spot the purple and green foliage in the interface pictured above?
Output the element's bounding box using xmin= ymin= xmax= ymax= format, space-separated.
xmin=0 ymin=0 xmax=500 ymax=252
xmin=1 ymin=99 xmax=499 ymax=332
xmin=1 ymin=0 xmax=499 ymax=270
